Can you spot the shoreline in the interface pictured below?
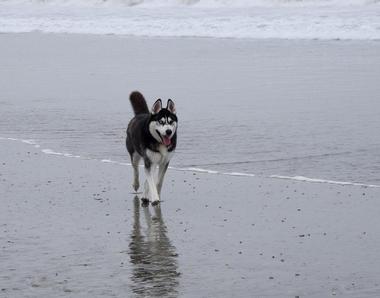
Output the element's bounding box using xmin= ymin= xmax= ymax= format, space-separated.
xmin=2 ymin=136 xmax=379 ymax=189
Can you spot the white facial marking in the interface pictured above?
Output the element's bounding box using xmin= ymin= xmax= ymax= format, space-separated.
xmin=149 ymin=121 xmax=163 ymax=143
xmin=149 ymin=116 xmax=177 ymax=143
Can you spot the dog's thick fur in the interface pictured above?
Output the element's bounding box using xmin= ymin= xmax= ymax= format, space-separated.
xmin=126 ymin=91 xmax=177 ymax=205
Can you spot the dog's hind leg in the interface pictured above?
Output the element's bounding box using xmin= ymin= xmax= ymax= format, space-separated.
xmin=131 ymin=152 xmax=141 ymax=192
xmin=157 ymin=162 xmax=169 ymax=197
xmin=143 ymin=158 xmax=160 ymax=205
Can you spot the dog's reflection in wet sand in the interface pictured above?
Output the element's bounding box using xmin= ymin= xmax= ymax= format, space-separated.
xmin=129 ymin=197 xmax=180 ymax=297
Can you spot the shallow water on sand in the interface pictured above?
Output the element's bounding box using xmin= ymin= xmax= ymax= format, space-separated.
xmin=0 ymin=34 xmax=380 ymax=185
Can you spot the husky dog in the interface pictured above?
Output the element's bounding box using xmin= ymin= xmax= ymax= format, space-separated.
xmin=126 ymin=91 xmax=177 ymax=205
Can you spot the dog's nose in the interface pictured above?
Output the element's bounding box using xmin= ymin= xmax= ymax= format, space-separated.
xmin=166 ymin=129 xmax=172 ymax=136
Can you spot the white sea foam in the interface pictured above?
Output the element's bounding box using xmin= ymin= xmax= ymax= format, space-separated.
xmin=1 ymin=0 xmax=379 ymax=8
xmin=0 ymin=0 xmax=379 ymax=39
xmin=179 ymin=167 xmax=219 ymax=174
xmin=21 ymin=139 xmax=37 ymax=145
xmin=221 ymin=172 xmax=256 ymax=177
xmin=270 ymin=175 xmax=380 ymax=188
xmin=1 ymin=136 xmax=380 ymax=188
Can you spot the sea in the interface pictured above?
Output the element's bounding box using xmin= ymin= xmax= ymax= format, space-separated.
xmin=0 ymin=0 xmax=380 ymax=39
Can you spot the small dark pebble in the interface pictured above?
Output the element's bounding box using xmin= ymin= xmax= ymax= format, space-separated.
xmin=269 ymin=276 xmax=274 ymax=280
xmin=299 ymin=234 xmax=305 ymax=237
xmin=295 ymin=273 xmax=300 ymax=277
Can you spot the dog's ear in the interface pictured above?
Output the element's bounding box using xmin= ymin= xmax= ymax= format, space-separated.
xmin=167 ymin=99 xmax=176 ymax=114
xmin=151 ymin=99 xmax=162 ymax=114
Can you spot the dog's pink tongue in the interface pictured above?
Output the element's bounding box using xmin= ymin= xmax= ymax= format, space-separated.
xmin=163 ymin=136 xmax=171 ymax=146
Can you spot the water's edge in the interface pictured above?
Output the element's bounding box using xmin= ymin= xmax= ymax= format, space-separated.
xmin=2 ymin=136 xmax=378 ymax=188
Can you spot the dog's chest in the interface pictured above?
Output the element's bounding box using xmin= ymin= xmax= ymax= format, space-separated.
xmin=146 ymin=145 xmax=173 ymax=165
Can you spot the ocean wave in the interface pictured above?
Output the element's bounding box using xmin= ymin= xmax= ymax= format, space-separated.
xmin=1 ymin=0 xmax=379 ymax=8
xmin=0 ymin=0 xmax=380 ymax=39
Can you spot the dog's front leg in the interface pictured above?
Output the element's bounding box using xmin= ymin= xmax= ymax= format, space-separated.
xmin=144 ymin=158 xmax=160 ymax=204
xmin=157 ymin=162 xmax=169 ymax=197
xmin=131 ymin=153 xmax=141 ymax=192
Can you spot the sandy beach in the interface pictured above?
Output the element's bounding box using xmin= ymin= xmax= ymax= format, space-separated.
xmin=1 ymin=32 xmax=380 ymax=297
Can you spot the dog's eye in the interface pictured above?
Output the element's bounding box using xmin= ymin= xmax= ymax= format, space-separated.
xmin=168 ymin=120 xmax=173 ymax=125
xmin=158 ymin=120 xmax=165 ymax=125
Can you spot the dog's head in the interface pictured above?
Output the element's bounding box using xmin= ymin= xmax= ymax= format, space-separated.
xmin=149 ymin=99 xmax=177 ymax=147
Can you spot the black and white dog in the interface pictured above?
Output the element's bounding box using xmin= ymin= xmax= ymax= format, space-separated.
xmin=126 ymin=91 xmax=177 ymax=205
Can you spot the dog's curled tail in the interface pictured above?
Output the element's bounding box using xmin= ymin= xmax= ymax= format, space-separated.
xmin=130 ymin=91 xmax=149 ymax=115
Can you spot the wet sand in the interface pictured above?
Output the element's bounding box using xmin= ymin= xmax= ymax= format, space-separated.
xmin=1 ymin=137 xmax=380 ymax=297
